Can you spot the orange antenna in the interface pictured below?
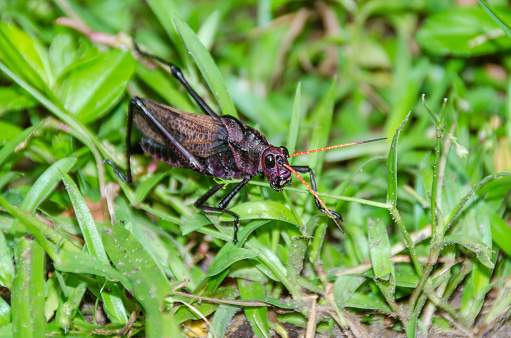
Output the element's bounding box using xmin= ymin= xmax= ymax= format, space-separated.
xmin=283 ymin=164 xmax=344 ymax=234
xmin=290 ymin=137 xmax=387 ymax=157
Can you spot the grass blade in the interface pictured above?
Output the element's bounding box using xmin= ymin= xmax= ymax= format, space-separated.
xmin=172 ymin=12 xmax=237 ymax=118
xmin=387 ymin=112 xmax=410 ymax=208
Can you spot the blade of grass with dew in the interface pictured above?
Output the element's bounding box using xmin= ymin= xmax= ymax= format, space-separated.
xmin=208 ymin=304 xmax=238 ymax=338
xmin=99 ymin=221 xmax=177 ymax=337
xmin=133 ymin=172 xmax=169 ymax=205
xmin=208 ymin=248 xmax=258 ymax=276
xmin=12 ymin=237 xmax=45 ymax=337
xmin=55 ymin=277 xmax=88 ymax=331
xmin=171 ymin=11 xmax=237 ymax=118
xmin=368 ymin=218 xmax=396 ymax=311
xmin=10 ymin=157 xmax=76 ymax=234
xmin=62 ymin=173 xmax=128 ymax=323
xmin=238 ymin=280 xmax=270 ymax=337
xmin=0 ymin=194 xmax=79 ymax=255
xmin=387 ymin=112 xmax=410 ymax=208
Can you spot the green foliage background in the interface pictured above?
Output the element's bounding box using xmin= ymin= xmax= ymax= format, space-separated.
xmin=1 ymin=0 xmax=511 ymax=337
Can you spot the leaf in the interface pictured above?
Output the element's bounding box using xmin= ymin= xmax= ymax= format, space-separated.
xmin=477 ymin=0 xmax=511 ymax=39
xmin=228 ymin=201 xmax=302 ymax=225
xmin=0 ymin=126 xmax=33 ymax=169
xmin=444 ymin=235 xmax=494 ymax=269
xmin=0 ymin=22 xmax=53 ymax=92
xmin=62 ymin=173 xmax=109 ymax=264
xmin=287 ymin=82 xmax=301 ymax=157
xmin=209 ymin=304 xmax=238 ymax=338
xmin=55 ymin=251 xmax=132 ymax=290
xmin=0 ymin=231 xmax=13 ymax=289
xmin=306 ymin=77 xmax=336 ymax=174
xmin=334 ymin=275 xmax=367 ymax=308
xmin=21 ymin=158 xmax=77 ymax=212
xmin=488 ymin=209 xmax=511 ymax=257
xmin=0 ymin=120 xmax=22 ymax=144
xmin=0 ymin=86 xmax=37 ymax=117
xmin=171 ymin=12 xmax=237 ymax=118
xmin=368 ymin=218 xmax=394 ymax=281
xmin=197 ymin=10 xmax=220 ymax=51
xmin=386 ymin=113 xmax=410 ymax=208
xmin=208 ymin=247 xmax=258 ymax=276
xmin=345 ymin=292 xmax=392 ymax=312
xmin=56 ymin=50 xmax=136 ymax=124
xmin=12 ymin=237 xmax=46 ymax=336
xmin=133 ymin=172 xmax=169 ymax=205
xmin=238 ymin=280 xmax=270 ymax=337
xmin=100 ymin=221 xmax=177 ymax=337
xmin=417 ymin=7 xmax=511 ymax=56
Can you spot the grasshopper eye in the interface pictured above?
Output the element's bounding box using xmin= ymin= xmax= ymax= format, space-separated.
xmin=265 ymin=154 xmax=275 ymax=169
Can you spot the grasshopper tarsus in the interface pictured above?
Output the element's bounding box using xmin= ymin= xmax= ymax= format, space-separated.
xmin=104 ymin=159 xmax=133 ymax=187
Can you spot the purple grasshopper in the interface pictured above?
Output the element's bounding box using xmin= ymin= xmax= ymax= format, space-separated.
xmin=105 ymin=45 xmax=386 ymax=243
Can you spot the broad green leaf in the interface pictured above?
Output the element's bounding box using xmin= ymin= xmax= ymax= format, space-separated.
xmin=228 ymin=201 xmax=302 ymax=225
xmin=208 ymin=247 xmax=258 ymax=276
xmin=55 ymin=251 xmax=132 ymax=290
xmin=0 ymin=22 xmax=53 ymax=92
xmin=22 ymin=158 xmax=77 ymax=212
xmin=56 ymin=50 xmax=136 ymax=124
xmin=0 ymin=194 xmax=79 ymax=255
xmin=0 ymin=120 xmax=22 ymax=144
xmin=334 ymin=275 xmax=367 ymax=308
xmin=48 ymin=33 xmax=78 ymax=78
xmin=444 ymin=235 xmax=494 ymax=269
xmin=488 ymin=210 xmax=511 ymax=257
xmin=100 ymin=221 xmax=176 ymax=337
xmin=0 ymin=86 xmax=37 ymax=117
xmin=134 ymin=172 xmax=169 ymax=205
xmin=368 ymin=218 xmax=394 ymax=281
xmin=417 ymin=7 xmax=511 ymax=56
xmin=172 ymin=12 xmax=237 ymax=118
xmin=10 ymin=157 xmax=76 ymax=235
xmin=345 ymin=292 xmax=392 ymax=312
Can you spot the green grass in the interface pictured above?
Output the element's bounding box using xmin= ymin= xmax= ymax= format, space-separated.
xmin=1 ymin=0 xmax=511 ymax=337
